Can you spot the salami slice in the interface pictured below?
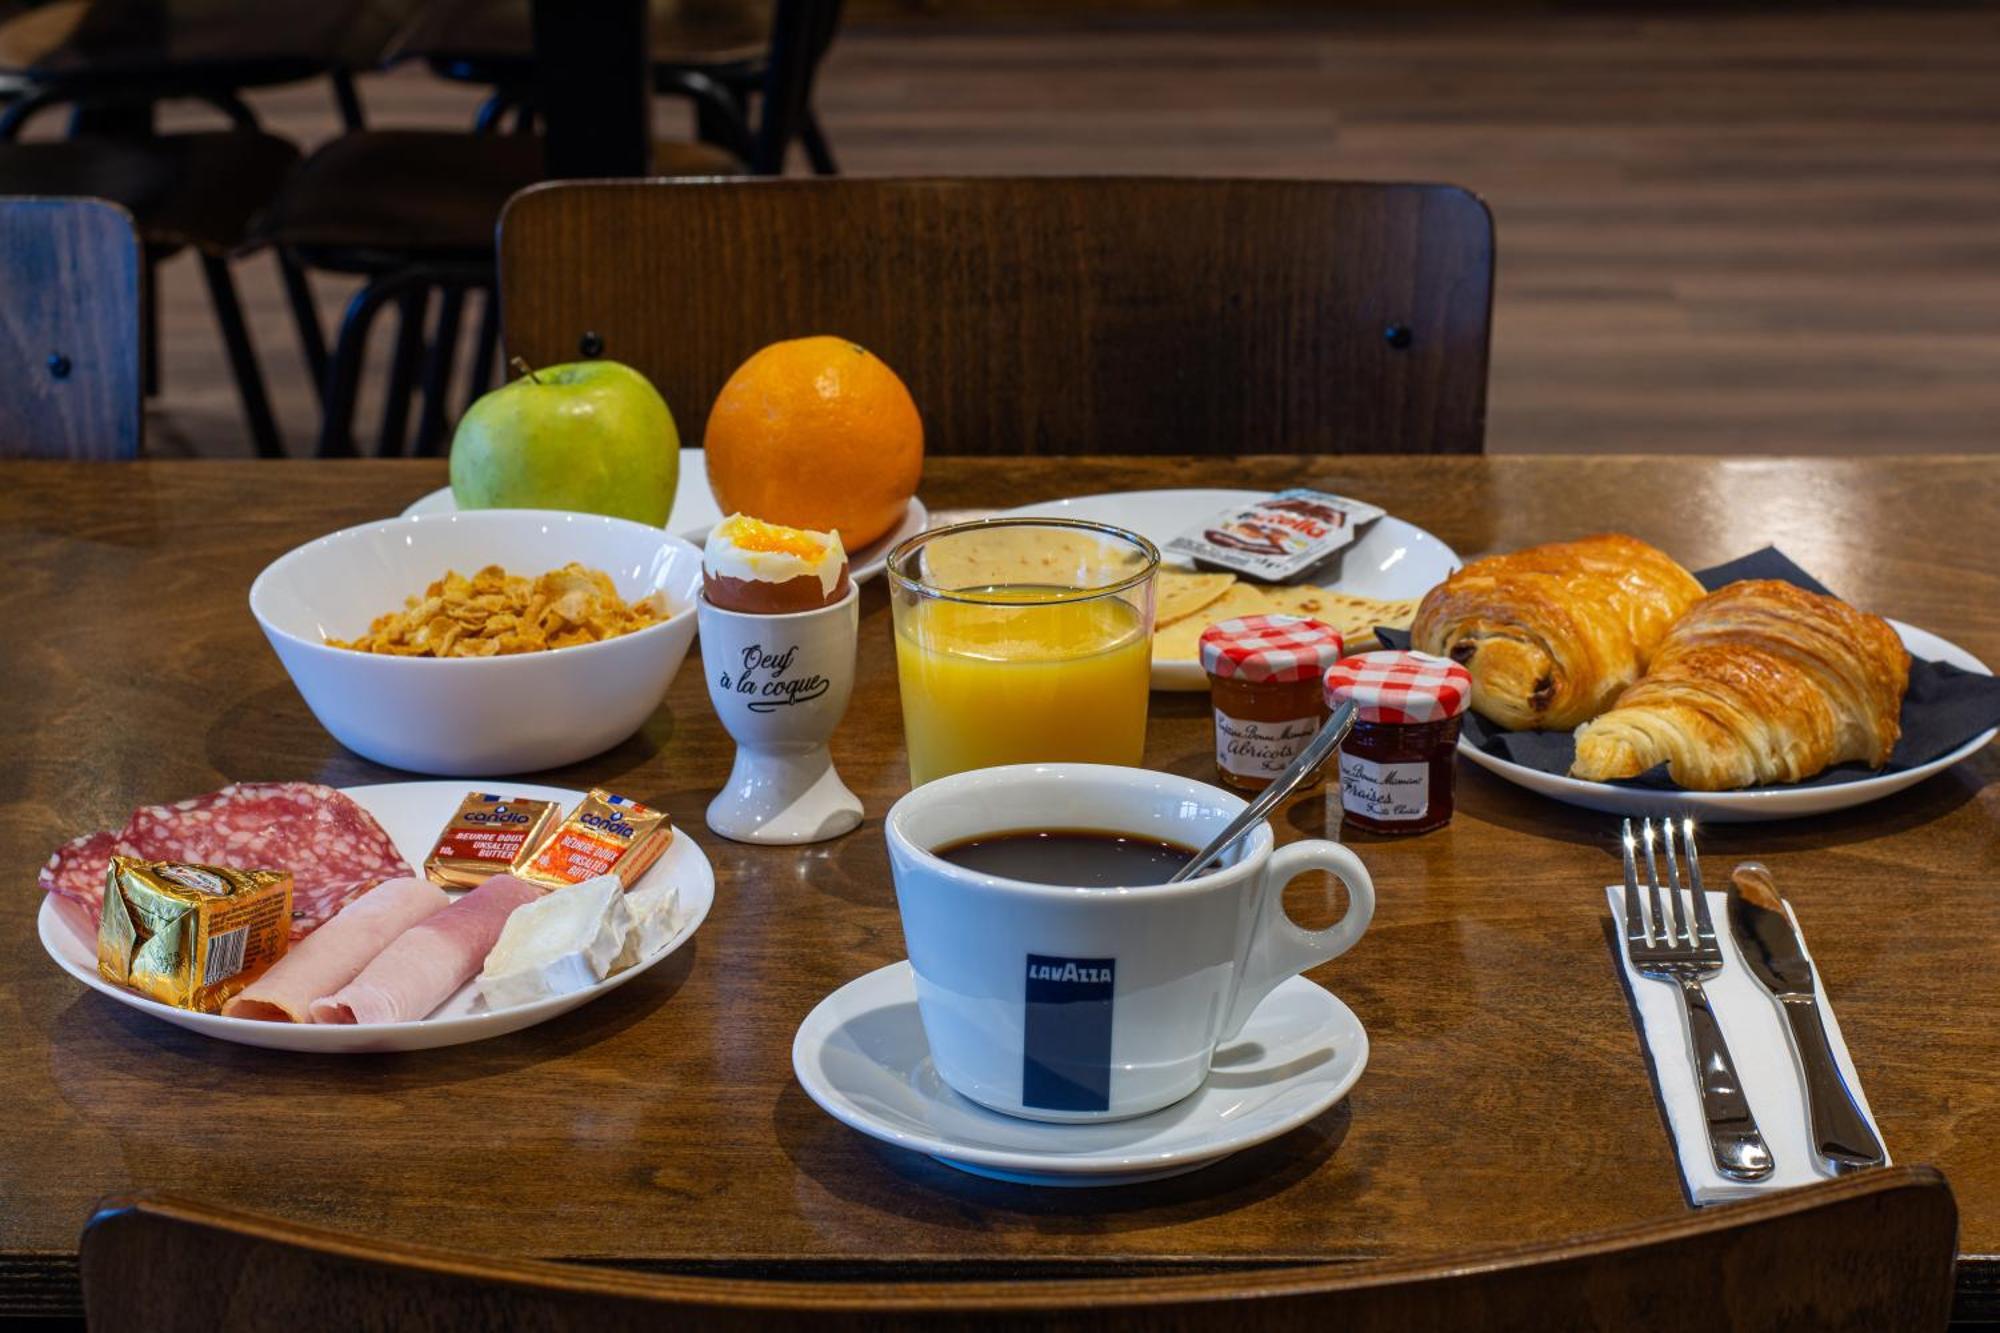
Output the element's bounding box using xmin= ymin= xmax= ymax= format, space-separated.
xmin=41 ymin=783 xmax=415 ymax=941
xmin=37 ymin=829 xmax=119 ymax=915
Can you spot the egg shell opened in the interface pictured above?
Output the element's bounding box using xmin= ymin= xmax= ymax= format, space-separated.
xmin=701 ymin=513 xmax=851 ymax=615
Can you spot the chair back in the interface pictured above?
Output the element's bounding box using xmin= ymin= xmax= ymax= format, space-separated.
xmin=498 ymin=176 xmax=1494 ymax=456
xmin=0 ymin=196 xmax=140 ymax=459
xmin=81 ymin=1167 xmax=1956 ymax=1331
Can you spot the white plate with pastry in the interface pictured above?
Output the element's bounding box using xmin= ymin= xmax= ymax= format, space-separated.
xmin=1409 ymin=536 xmax=1996 ymax=820
xmin=402 ymin=448 xmax=927 ymax=586
xmin=38 ymin=781 xmax=714 ymax=1053
xmin=992 ymin=489 xmax=1460 ymax=690
xmin=1457 ymin=619 xmax=1993 ymax=820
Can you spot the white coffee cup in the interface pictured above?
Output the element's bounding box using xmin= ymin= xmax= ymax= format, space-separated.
xmin=884 ymin=763 xmax=1374 ymax=1122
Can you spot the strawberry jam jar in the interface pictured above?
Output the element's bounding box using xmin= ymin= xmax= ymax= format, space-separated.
xmin=1199 ymin=615 xmax=1346 ymax=793
xmin=1322 ymin=650 xmax=1473 ymax=835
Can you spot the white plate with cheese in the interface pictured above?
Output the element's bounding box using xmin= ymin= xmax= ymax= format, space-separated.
xmin=37 ymin=781 xmax=714 ymax=1053
xmin=990 ymin=489 xmax=1461 ymax=691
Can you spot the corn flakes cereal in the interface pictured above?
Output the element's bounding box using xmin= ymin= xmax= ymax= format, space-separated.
xmin=328 ymin=564 xmax=669 ymax=658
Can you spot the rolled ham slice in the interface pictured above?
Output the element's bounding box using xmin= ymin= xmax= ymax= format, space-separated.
xmin=308 ymin=875 xmax=540 ymax=1025
xmin=223 ymin=877 xmax=449 ymax=1022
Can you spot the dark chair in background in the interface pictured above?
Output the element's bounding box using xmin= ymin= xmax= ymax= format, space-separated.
xmin=81 ymin=1168 xmax=1957 ymax=1330
xmin=0 ymin=0 xmax=392 ymax=457
xmin=0 ymin=195 xmax=140 ymax=459
xmin=394 ymin=0 xmax=842 ymax=175
xmin=500 ymin=177 xmax=1496 ymax=456
xmin=262 ymin=0 xmax=841 ymax=460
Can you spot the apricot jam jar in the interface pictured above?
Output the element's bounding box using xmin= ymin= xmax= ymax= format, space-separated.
xmin=1198 ymin=615 xmax=1346 ymax=793
xmin=1322 ymin=650 xmax=1473 ymax=835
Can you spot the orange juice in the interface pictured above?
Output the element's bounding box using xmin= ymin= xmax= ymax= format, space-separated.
xmin=894 ymin=588 xmax=1151 ymax=786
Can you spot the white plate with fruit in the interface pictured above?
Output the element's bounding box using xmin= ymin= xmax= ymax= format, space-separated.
xmin=410 ymin=348 xmax=929 ymax=584
xmin=406 ymin=449 xmax=926 ymax=586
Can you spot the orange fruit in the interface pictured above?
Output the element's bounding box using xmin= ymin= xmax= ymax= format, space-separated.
xmin=704 ymin=336 xmax=924 ymax=550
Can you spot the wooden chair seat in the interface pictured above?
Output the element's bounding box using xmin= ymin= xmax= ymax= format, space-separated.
xmin=259 ymin=129 xmax=740 ymax=268
xmin=0 ymin=129 xmax=296 ymax=256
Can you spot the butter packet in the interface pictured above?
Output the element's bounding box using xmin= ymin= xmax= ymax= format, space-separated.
xmin=1165 ymin=489 xmax=1386 ymax=583
xmin=515 ymin=790 xmax=672 ymax=891
xmin=98 ymin=857 xmax=293 ymax=1012
xmin=423 ymin=792 xmax=564 ymax=889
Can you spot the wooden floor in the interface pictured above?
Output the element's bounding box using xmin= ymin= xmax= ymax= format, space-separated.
xmin=131 ymin=5 xmax=2000 ymax=458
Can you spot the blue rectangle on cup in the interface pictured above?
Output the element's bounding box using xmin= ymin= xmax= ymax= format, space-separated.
xmin=1022 ymin=954 xmax=1115 ymax=1113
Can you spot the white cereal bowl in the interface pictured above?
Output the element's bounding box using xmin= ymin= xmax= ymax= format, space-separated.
xmin=249 ymin=510 xmax=703 ymax=775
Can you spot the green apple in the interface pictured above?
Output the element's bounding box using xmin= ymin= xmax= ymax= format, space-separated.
xmin=450 ymin=359 xmax=679 ymax=525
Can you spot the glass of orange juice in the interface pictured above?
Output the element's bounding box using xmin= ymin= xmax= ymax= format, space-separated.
xmin=888 ymin=518 xmax=1158 ymax=786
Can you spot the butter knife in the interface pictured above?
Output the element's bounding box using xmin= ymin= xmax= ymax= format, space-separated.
xmin=1728 ymin=862 xmax=1887 ymax=1172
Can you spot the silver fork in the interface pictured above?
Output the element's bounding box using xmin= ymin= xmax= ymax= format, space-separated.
xmin=1623 ymin=816 xmax=1774 ymax=1181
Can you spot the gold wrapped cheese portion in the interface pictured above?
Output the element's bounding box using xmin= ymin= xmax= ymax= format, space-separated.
xmin=97 ymin=857 xmax=292 ymax=1012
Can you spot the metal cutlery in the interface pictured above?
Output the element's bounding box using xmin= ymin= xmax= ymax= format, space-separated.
xmin=1728 ymin=860 xmax=1887 ymax=1173
xmin=1622 ymin=816 xmax=1775 ymax=1182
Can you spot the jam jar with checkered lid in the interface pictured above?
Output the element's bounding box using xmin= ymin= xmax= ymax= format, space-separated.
xmin=1322 ymin=650 xmax=1473 ymax=835
xmin=1199 ymin=615 xmax=1347 ymax=793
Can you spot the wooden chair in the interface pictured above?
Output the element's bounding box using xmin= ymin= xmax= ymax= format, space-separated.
xmin=0 ymin=195 xmax=140 ymax=459
xmin=266 ymin=0 xmax=836 ymax=460
xmin=497 ymin=177 xmax=1496 ymax=457
xmin=392 ymin=0 xmax=844 ymax=175
xmin=0 ymin=0 xmax=384 ymax=458
xmin=81 ymin=1166 xmax=1956 ymax=1330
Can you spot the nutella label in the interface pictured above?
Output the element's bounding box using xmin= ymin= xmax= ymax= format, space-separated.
xmin=1165 ymin=489 xmax=1386 ymax=582
xmin=1339 ymin=753 xmax=1429 ymax=823
xmin=1215 ymin=709 xmax=1320 ymax=781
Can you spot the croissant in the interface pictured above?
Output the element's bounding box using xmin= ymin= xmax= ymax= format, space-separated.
xmin=1570 ymin=580 xmax=1909 ymax=790
xmin=1410 ymin=534 xmax=1705 ymax=731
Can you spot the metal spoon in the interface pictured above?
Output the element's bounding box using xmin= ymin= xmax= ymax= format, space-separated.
xmin=1167 ymin=700 xmax=1358 ymax=883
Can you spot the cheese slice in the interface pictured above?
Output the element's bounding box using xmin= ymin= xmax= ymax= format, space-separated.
xmin=477 ymin=876 xmax=633 ymax=1010
xmin=614 ymin=878 xmax=681 ymax=971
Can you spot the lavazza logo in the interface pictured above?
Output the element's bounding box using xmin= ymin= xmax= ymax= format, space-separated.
xmin=1025 ymin=959 xmax=1113 ymax=985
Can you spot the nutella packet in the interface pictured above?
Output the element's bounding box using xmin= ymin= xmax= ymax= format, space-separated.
xmin=516 ymin=789 xmax=672 ymax=891
xmin=423 ymin=793 xmax=564 ymax=889
xmin=1165 ymin=489 xmax=1386 ymax=583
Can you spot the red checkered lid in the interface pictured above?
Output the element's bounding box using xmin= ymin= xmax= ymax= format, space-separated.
xmin=1323 ymin=650 xmax=1472 ymax=723
xmin=1199 ymin=615 xmax=1346 ymax=685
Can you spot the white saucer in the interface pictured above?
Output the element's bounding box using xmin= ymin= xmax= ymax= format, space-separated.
xmin=402 ymin=448 xmax=928 ymax=585
xmin=791 ymin=960 xmax=1367 ymax=1186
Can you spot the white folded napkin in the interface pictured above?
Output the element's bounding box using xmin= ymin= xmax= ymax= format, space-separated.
xmin=1605 ymin=886 xmax=1890 ymax=1205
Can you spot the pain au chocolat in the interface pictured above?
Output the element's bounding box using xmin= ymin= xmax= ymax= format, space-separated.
xmin=1411 ymin=533 xmax=1704 ymax=731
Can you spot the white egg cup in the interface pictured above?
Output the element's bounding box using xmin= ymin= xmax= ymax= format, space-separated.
xmin=697 ymin=584 xmax=863 ymax=845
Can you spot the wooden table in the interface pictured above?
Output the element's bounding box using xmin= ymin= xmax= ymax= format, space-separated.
xmin=3 ymin=456 xmax=1994 ymax=1323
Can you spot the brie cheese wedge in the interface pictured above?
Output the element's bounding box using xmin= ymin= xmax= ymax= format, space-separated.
xmin=478 ymin=875 xmax=633 ymax=1010
xmin=614 ymin=878 xmax=681 ymax=971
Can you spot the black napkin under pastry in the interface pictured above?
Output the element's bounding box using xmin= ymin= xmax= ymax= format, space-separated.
xmin=1377 ymin=546 xmax=2000 ymax=790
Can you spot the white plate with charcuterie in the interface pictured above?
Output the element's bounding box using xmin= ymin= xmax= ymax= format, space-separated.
xmin=36 ymin=781 xmax=713 ymax=1053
